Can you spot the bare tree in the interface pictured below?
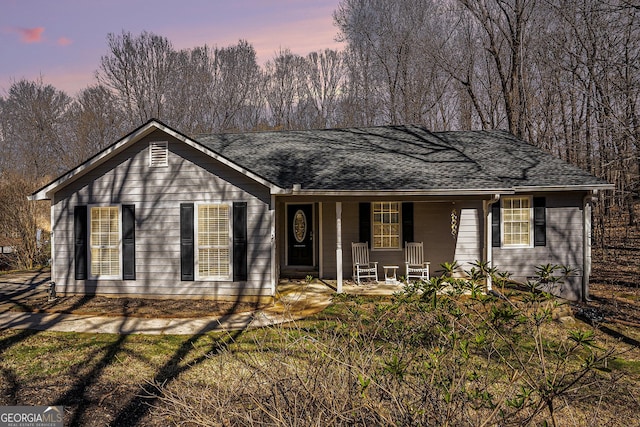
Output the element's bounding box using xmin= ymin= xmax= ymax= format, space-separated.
xmin=210 ymin=40 xmax=264 ymax=132
xmin=0 ymin=172 xmax=50 ymax=269
xmin=165 ymin=45 xmax=217 ymax=134
xmin=65 ymin=84 xmax=128 ymax=168
xmin=0 ymin=79 xmax=71 ymax=179
xmin=537 ymin=0 xmax=640 ymax=224
xmin=165 ymin=41 xmax=264 ymax=134
xmin=334 ymin=0 xmax=452 ymax=127
xmin=264 ymin=49 xmax=308 ymax=130
xmin=0 ymin=2 xmax=634 ymax=253
xmin=302 ymin=49 xmax=346 ymax=128
xmin=97 ymin=31 xmax=177 ymax=125
xmin=454 ymin=0 xmax=539 ymax=137
xmin=337 ymin=45 xmax=384 ymax=126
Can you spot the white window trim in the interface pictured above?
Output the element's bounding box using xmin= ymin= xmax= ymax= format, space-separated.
xmin=149 ymin=141 xmax=169 ymax=167
xmin=501 ymin=196 xmax=534 ymax=249
xmin=88 ymin=205 xmax=122 ymax=280
xmin=371 ymin=201 xmax=402 ymax=251
xmin=194 ymin=202 xmax=233 ymax=281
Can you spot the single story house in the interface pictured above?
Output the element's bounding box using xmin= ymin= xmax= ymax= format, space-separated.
xmin=29 ymin=120 xmax=613 ymax=301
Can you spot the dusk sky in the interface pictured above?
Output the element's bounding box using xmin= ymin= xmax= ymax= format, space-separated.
xmin=0 ymin=0 xmax=344 ymax=96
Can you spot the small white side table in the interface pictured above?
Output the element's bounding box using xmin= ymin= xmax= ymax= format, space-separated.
xmin=383 ymin=265 xmax=399 ymax=284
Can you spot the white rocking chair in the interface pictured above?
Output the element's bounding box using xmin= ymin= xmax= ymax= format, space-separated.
xmin=352 ymin=242 xmax=378 ymax=284
xmin=405 ymin=242 xmax=430 ymax=282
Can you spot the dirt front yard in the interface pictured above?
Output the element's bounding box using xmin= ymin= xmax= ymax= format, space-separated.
xmin=583 ymin=204 xmax=640 ymax=340
xmin=0 ymin=269 xmax=268 ymax=318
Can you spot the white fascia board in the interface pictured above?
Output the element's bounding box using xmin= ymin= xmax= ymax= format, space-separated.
xmin=285 ymin=188 xmax=515 ymax=197
xmin=513 ymin=184 xmax=615 ymax=193
xmin=28 ymin=120 xmax=283 ymax=200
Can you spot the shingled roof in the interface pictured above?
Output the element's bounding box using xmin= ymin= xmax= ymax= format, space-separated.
xmin=29 ymin=121 xmax=612 ymax=201
xmin=196 ymin=125 xmax=609 ymax=193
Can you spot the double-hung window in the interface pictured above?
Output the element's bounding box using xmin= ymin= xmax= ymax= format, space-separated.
xmin=502 ymin=197 xmax=533 ymax=247
xmin=372 ymin=202 xmax=400 ymax=249
xmin=196 ymin=204 xmax=231 ymax=279
xmin=90 ymin=206 xmax=121 ymax=278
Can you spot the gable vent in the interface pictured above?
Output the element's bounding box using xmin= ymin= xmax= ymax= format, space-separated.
xmin=149 ymin=141 xmax=168 ymax=167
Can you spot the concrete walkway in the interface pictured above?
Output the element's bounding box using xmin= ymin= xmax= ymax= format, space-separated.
xmin=0 ymin=272 xmax=401 ymax=335
xmin=0 ymin=307 xmax=312 ymax=335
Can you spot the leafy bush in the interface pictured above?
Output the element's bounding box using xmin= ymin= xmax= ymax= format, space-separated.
xmin=154 ymin=264 xmax=618 ymax=426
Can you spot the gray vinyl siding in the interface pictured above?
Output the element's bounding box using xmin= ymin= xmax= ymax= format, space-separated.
xmin=412 ymin=202 xmax=482 ymax=276
xmin=313 ymin=199 xmax=483 ymax=280
xmin=51 ymin=130 xmax=273 ymax=298
xmin=320 ymin=202 xmax=337 ymax=277
xmin=492 ymin=192 xmax=586 ymax=299
xmin=453 ymin=205 xmax=483 ymax=273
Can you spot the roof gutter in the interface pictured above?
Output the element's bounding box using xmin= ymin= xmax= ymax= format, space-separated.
xmin=283 ymin=188 xmax=514 ymax=197
xmin=513 ymin=184 xmax=614 ymax=192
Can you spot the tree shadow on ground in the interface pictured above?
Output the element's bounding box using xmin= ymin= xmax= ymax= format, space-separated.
xmin=0 ymin=270 xmax=258 ymax=426
xmin=110 ymin=328 xmax=244 ymax=426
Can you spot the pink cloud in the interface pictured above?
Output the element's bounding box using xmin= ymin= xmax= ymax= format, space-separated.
xmin=15 ymin=27 xmax=45 ymax=43
xmin=57 ymin=37 xmax=72 ymax=46
xmin=5 ymin=27 xmax=72 ymax=47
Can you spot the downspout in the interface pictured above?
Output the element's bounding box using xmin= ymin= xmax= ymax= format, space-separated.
xmin=582 ymin=191 xmax=596 ymax=302
xmin=271 ymin=194 xmax=277 ymax=297
xmin=484 ymin=194 xmax=500 ymax=292
xmin=336 ymin=202 xmax=343 ymax=293
xmin=319 ymin=202 xmax=324 ymax=279
xmin=50 ymin=203 xmax=55 ymax=285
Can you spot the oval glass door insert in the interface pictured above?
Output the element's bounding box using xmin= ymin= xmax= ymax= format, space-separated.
xmin=293 ymin=210 xmax=307 ymax=243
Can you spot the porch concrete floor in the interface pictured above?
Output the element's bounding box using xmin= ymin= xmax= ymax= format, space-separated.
xmin=277 ymin=278 xmax=407 ymax=297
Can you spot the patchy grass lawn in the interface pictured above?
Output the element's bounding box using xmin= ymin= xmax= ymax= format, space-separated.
xmin=1 ymin=288 xmax=639 ymax=426
xmin=0 ymin=329 xmax=244 ymax=426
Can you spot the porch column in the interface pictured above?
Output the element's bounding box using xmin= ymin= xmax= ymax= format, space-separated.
xmin=484 ymin=195 xmax=500 ymax=292
xmin=336 ymin=201 xmax=343 ymax=293
xmin=270 ymin=195 xmax=277 ymax=296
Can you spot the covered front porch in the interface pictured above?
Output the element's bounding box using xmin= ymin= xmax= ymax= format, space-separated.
xmin=274 ymin=195 xmax=496 ymax=292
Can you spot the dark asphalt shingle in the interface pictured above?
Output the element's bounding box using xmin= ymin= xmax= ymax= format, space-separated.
xmin=196 ymin=125 xmax=608 ymax=191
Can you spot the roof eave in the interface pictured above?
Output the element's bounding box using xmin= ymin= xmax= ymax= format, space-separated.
xmin=513 ymin=184 xmax=615 ymax=192
xmin=280 ymin=183 xmax=615 ymax=197
xmin=283 ymin=188 xmax=515 ymax=197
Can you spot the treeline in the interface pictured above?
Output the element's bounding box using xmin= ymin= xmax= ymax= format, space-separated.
xmin=0 ymin=0 xmax=638 ymax=268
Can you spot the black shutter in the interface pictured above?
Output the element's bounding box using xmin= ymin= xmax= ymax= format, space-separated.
xmin=122 ymin=204 xmax=136 ymax=280
xmin=359 ymin=202 xmax=371 ymax=247
xmin=74 ymin=205 xmax=88 ymax=280
xmin=534 ymin=197 xmax=546 ymax=246
xmin=491 ymin=202 xmax=501 ymax=248
xmin=180 ymin=203 xmax=194 ymax=281
xmin=233 ymin=202 xmax=248 ymax=282
xmin=402 ymin=202 xmax=414 ymax=247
